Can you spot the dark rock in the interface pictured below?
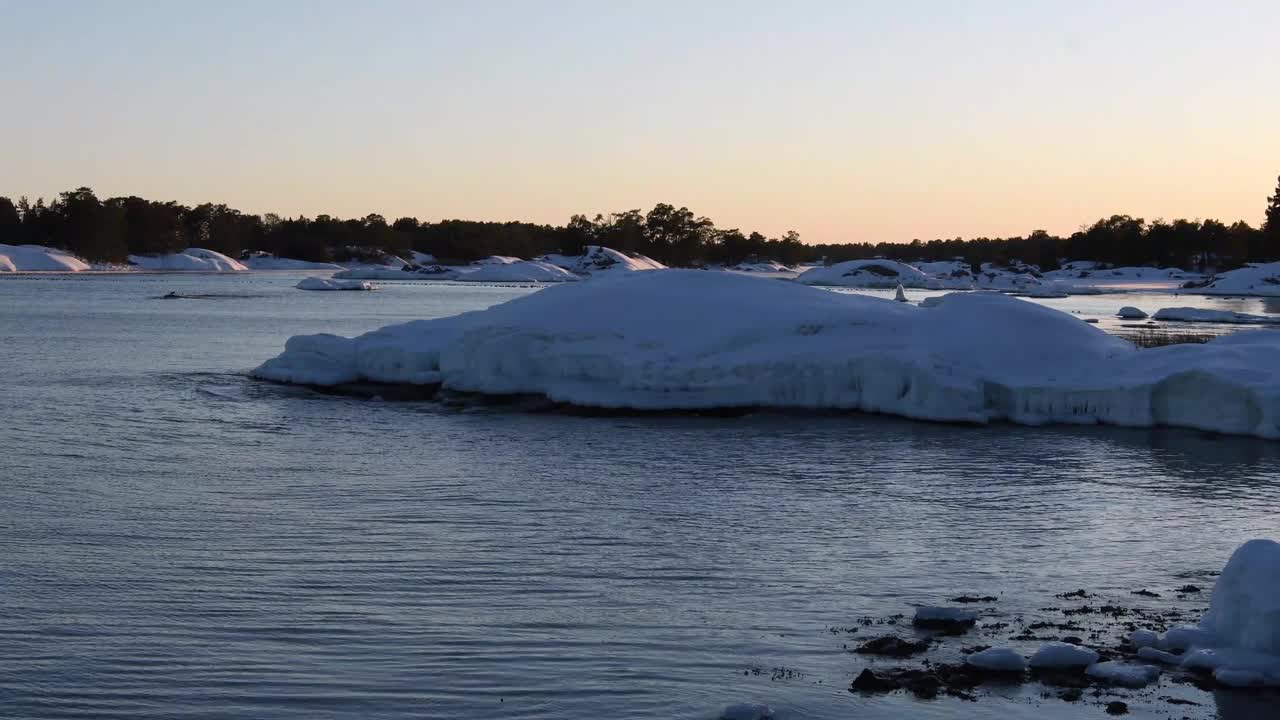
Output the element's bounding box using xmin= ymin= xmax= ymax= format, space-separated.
xmin=854 ymin=635 xmax=929 ymax=657
xmin=849 ymin=669 xmax=899 ymax=693
xmin=1131 ymin=589 xmax=1161 ymax=598
xmin=1059 ymin=688 xmax=1083 ymax=702
xmin=950 ymin=595 xmax=998 ymax=604
xmin=1105 ymin=700 xmax=1129 ymax=715
xmin=1175 ymin=585 xmax=1202 ymax=594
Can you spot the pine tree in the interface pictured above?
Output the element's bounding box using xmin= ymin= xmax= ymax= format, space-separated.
xmin=1265 ymin=174 xmax=1280 ymax=239
xmin=0 ymin=197 xmax=20 ymax=244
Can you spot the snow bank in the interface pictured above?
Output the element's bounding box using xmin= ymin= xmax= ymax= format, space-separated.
xmin=795 ymin=259 xmax=935 ymax=288
xmin=732 ymin=261 xmax=793 ymax=273
xmin=242 ymin=252 xmax=343 ymax=270
xmin=1045 ymin=264 xmax=1200 ymax=283
xmin=540 ymin=246 xmax=667 ymax=275
xmin=0 ymin=244 xmax=92 ymax=272
xmin=251 ymin=270 xmax=1280 ymax=438
xmin=460 ymin=260 xmax=580 ymax=283
xmin=966 ymin=647 xmax=1026 ymax=672
xmin=1117 ymin=307 xmax=1149 ymax=320
xmin=129 ymin=248 xmax=247 ymax=272
xmin=1086 ymin=661 xmax=1160 ymax=687
xmin=1192 ymin=262 xmax=1280 ymax=297
xmin=1152 ymin=307 xmax=1280 ymax=325
xmin=296 ymin=277 xmax=375 ymax=291
xmin=333 ymin=266 xmax=460 ymax=281
xmin=1029 ymin=642 xmax=1099 ymax=669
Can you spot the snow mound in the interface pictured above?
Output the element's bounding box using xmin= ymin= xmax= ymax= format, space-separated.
xmin=1152 ymin=307 xmax=1280 ymax=325
xmin=251 ymin=270 xmax=1280 ymax=438
xmin=1086 ymin=661 xmax=1160 ymax=687
xmin=129 ymin=248 xmax=247 ymax=272
xmin=334 ymin=266 xmax=460 ymax=281
xmin=1029 ymin=642 xmax=1099 ymax=669
xmin=1192 ymin=262 xmax=1280 ymax=297
xmin=540 ymin=246 xmax=667 ymax=275
xmin=0 ymin=244 xmax=92 ymax=272
xmin=296 ymin=277 xmax=375 ymax=291
xmin=966 ymin=647 xmax=1026 ymax=672
xmin=241 ymin=252 xmax=344 ymax=270
xmin=460 ymin=260 xmax=580 ymax=283
xmin=718 ymin=703 xmax=772 ymax=720
xmin=795 ymin=259 xmax=934 ymax=288
xmin=1117 ymin=306 xmax=1149 ymax=320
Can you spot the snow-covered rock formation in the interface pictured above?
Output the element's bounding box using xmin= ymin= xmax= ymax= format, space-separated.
xmin=129 ymin=248 xmax=247 ymax=272
xmin=795 ymin=259 xmax=934 ymax=288
xmin=1131 ymin=539 xmax=1280 ymax=686
xmin=460 ymin=261 xmax=580 ymax=283
xmin=0 ymin=244 xmax=91 ymax=272
xmin=1190 ymin=262 xmax=1280 ymax=297
xmin=242 ymin=252 xmax=344 ymax=270
xmin=296 ymin=277 xmax=376 ymax=291
xmin=539 ymin=246 xmax=666 ymax=276
xmin=1152 ymin=308 xmax=1280 ymax=325
xmin=252 ymin=270 xmax=1280 ymax=438
xmin=333 ymin=265 xmax=460 ymax=281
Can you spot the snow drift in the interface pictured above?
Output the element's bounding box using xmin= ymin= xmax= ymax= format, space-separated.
xmin=296 ymin=277 xmax=375 ymax=291
xmin=460 ymin=260 xmax=580 ymax=283
xmin=242 ymin=252 xmax=344 ymax=270
xmin=129 ymin=248 xmax=247 ymax=272
xmin=0 ymin=244 xmax=92 ymax=272
xmin=252 ymin=270 xmax=1280 ymax=438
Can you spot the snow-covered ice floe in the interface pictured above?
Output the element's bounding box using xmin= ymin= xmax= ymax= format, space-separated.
xmin=128 ymin=248 xmax=247 ymax=272
xmin=333 ymin=265 xmax=460 ymax=281
xmin=0 ymin=244 xmax=91 ymax=272
xmin=296 ymin=277 xmax=375 ymax=291
xmin=1152 ymin=307 xmax=1280 ymax=325
xmin=1131 ymin=539 xmax=1280 ymax=686
xmin=1189 ymin=262 xmax=1280 ymax=297
xmin=251 ymin=270 xmax=1280 ymax=438
xmin=459 ymin=260 xmax=580 ymax=283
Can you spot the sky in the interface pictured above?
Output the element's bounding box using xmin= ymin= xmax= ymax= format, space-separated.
xmin=2 ymin=0 xmax=1277 ymax=244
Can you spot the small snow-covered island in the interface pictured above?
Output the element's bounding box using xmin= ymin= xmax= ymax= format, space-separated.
xmin=252 ymin=267 xmax=1280 ymax=439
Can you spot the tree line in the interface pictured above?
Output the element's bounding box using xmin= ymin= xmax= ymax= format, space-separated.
xmin=2 ymin=177 xmax=1279 ymax=270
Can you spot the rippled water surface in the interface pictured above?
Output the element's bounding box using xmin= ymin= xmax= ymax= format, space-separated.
xmin=2 ymin=273 xmax=1278 ymax=720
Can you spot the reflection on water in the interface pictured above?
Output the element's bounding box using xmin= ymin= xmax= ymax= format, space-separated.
xmin=1 ymin=273 xmax=1277 ymax=720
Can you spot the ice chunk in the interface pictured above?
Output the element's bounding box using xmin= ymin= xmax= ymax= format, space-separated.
xmin=1136 ymin=647 xmax=1181 ymax=664
xmin=296 ymin=277 xmax=375 ymax=291
xmin=1128 ymin=629 xmax=1160 ymax=649
xmin=966 ymin=647 xmax=1026 ymax=672
xmin=1028 ymin=642 xmax=1098 ymax=669
xmin=1116 ymin=306 xmax=1149 ymax=320
xmin=1086 ymin=661 xmax=1160 ymax=687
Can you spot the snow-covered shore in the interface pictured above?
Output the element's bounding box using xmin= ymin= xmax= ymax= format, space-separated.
xmin=253 ymin=270 xmax=1280 ymax=438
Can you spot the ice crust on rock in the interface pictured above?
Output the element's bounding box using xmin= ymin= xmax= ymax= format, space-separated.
xmin=296 ymin=277 xmax=375 ymax=291
xmin=1028 ymin=642 xmax=1099 ymax=669
xmin=966 ymin=647 xmax=1026 ymax=672
xmin=252 ymin=270 xmax=1280 ymax=438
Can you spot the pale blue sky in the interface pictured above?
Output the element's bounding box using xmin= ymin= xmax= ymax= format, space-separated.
xmin=2 ymin=0 xmax=1277 ymax=242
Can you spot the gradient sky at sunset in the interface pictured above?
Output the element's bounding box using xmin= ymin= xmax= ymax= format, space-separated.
xmin=2 ymin=0 xmax=1277 ymax=243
